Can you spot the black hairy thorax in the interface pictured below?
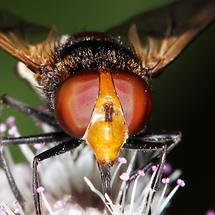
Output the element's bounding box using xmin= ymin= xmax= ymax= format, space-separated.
xmin=37 ymin=32 xmax=145 ymax=108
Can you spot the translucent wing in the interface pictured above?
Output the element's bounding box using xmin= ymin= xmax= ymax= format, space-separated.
xmin=107 ymin=0 xmax=215 ymax=77
xmin=0 ymin=11 xmax=60 ymax=72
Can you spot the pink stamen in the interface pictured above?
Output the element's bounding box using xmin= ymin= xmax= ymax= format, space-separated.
xmin=6 ymin=116 xmax=16 ymax=127
xmin=206 ymin=209 xmax=215 ymax=215
xmin=163 ymin=163 xmax=172 ymax=174
xmin=54 ymin=200 xmax=63 ymax=209
xmin=0 ymin=123 xmax=7 ymax=133
xmin=36 ymin=186 xmax=45 ymax=193
xmin=152 ymin=165 xmax=158 ymax=172
xmin=118 ymin=157 xmax=127 ymax=164
xmin=137 ymin=170 xmax=145 ymax=177
xmin=162 ymin=177 xmax=170 ymax=184
xmin=177 ymin=179 xmax=185 ymax=187
xmin=120 ymin=172 xmax=129 ymax=181
xmin=8 ymin=126 xmax=20 ymax=137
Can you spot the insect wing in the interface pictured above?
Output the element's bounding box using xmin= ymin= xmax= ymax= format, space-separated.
xmin=107 ymin=0 xmax=215 ymax=77
xmin=0 ymin=11 xmax=60 ymax=72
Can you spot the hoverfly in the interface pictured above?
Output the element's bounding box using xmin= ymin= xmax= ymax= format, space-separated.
xmin=0 ymin=0 xmax=214 ymax=214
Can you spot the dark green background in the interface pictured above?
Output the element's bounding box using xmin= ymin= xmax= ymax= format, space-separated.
xmin=0 ymin=0 xmax=214 ymax=214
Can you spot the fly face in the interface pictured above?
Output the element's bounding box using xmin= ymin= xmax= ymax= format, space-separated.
xmin=0 ymin=0 xmax=214 ymax=214
xmin=38 ymin=33 xmax=152 ymax=164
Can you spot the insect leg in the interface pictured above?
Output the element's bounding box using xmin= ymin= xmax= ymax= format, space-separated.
xmin=32 ymin=139 xmax=81 ymax=215
xmin=0 ymin=147 xmax=25 ymax=210
xmin=124 ymin=131 xmax=181 ymax=180
xmin=0 ymin=95 xmax=59 ymax=128
xmin=0 ymin=132 xmax=71 ymax=211
xmin=1 ymin=132 xmax=70 ymax=146
xmin=123 ymin=132 xmax=181 ymax=212
xmin=124 ymin=131 xmax=181 ymax=152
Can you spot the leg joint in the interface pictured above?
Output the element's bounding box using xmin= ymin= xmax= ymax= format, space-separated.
xmin=33 ymin=156 xmax=40 ymax=167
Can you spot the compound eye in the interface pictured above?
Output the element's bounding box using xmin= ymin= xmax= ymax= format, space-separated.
xmin=112 ymin=72 xmax=152 ymax=135
xmin=55 ymin=72 xmax=99 ymax=137
xmin=55 ymin=71 xmax=152 ymax=138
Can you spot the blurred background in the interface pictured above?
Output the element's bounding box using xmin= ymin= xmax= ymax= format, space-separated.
xmin=0 ymin=0 xmax=214 ymax=214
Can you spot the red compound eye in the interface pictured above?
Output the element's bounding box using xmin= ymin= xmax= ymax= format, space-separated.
xmin=55 ymin=72 xmax=99 ymax=137
xmin=112 ymin=72 xmax=152 ymax=135
xmin=55 ymin=71 xmax=152 ymax=138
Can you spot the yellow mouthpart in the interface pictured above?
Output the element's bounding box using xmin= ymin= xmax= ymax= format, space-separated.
xmin=83 ymin=69 xmax=128 ymax=164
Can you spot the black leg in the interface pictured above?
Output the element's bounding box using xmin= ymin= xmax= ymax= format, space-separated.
xmin=122 ymin=131 xmax=181 ymax=211
xmin=0 ymin=146 xmax=25 ymax=209
xmin=32 ymin=139 xmax=81 ymax=215
xmin=151 ymin=144 xmax=167 ymax=191
xmin=0 ymin=95 xmax=59 ymax=128
xmin=125 ymin=131 xmax=181 ymax=181
xmin=145 ymin=144 xmax=167 ymax=215
xmin=0 ymin=132 xmax=71 ymax=212
xmin=1 ymin=132 xmax=70 ymax=146
xmin=124 ymin=131 xmax=181 ymax=151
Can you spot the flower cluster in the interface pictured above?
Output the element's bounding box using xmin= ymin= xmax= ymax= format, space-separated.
xmin=0 ymin=116 xmax=186 ymax=215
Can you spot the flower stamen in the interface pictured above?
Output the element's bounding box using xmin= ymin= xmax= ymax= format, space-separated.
xmin=111 ymin=157 xmax=127 ymax=186
xmin=159 ymin=179 xmax=186 ymax=214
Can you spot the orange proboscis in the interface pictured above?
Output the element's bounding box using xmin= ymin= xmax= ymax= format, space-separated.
xmin=83 ymin=69 xmax=128 ymax=165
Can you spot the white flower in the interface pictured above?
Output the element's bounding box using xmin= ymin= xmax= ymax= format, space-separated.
xmin=0 ymin=116 xmax=185 ymax=215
